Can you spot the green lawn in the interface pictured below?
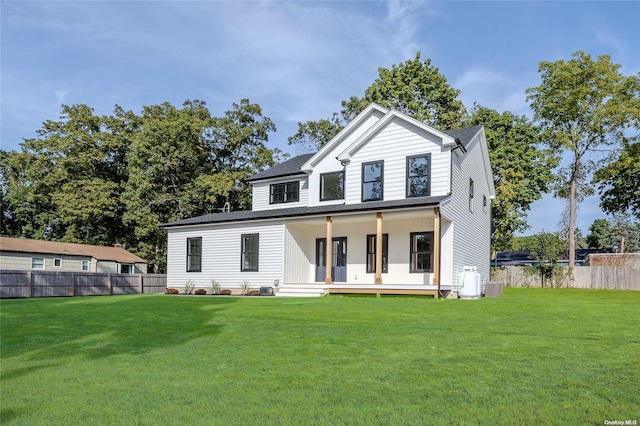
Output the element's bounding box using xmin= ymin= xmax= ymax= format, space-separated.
xmin=1 ymin=289 xmax=638 ymax=425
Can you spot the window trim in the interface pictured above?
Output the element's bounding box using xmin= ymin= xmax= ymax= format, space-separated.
xmin=320 ymin=171 xmax=345 ymax=201
xmin=31 ymin=257 xmax=45 ymax=270
xmin=54 ymin=258 xmax=62 ymax=268
xmin=361 ymin=160 xmax=384 ymax=202
xmin=366 ymin=234 xmax=388 ymax=274
xmin=186 ymin=237 xmax=202 ymax=273
xmin=81 ymin=260 xmax=89 ymax=271
xmin=241 ymin=233 xmax=259 ymax=272
xmin=469 ymin=178 xmax=475 ymax=213
xmin=269 ymin=181 xmax=300 ymax=204
xmin=409 ymin=232 xmax=434 ymax=273
xmin=406 ymin=153 xmax=431 ymax=198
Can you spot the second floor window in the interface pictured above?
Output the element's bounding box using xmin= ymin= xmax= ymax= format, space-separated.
xmin=270 ymin=181 xmax=299 ymax=204
xmin=362 ymin=161 xmax=383 ymax=201
xmin=407 ymin=154 xmax=431 ymax=197
xmin=320 ymin=171 xmax=344 ymax=201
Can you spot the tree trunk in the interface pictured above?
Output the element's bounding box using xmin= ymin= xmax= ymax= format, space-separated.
xmin=568 ymin=172 xmax=576 ymax=269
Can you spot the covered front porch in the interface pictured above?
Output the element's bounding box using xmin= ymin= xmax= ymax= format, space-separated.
xmin=280 ymin=206 xmax=453 ymax=297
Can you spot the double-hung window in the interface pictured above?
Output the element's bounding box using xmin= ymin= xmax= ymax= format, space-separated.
xmin=362 ymin=161 xmax=383 ymax=201
xmin=187 ymin=237 xmax=202 ymax=272
xmin=241 ymin=234 xmax=259 ymax=272
xmin=410 ymin=232 xmax=434 ymax=273
xmin=320 ymin=171 xmax=344 ymax=201
xmin=270 ymin=181 xmax=299 ymax=204
xmin=81 ymin=260 xmax=89 ymax=271
xmin=366 ymin=234 xmax=388 ymax=273
xmin=407 ymin=154 xmax=431 ymax=197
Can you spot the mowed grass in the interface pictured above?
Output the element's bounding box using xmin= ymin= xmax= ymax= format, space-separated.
xmin=1 ymin=289 xmax=638 ymax=425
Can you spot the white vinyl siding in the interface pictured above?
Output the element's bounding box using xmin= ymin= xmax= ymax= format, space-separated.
xmin=344 ymin=118 xmax=450 ymax=204
xmin=166 ymin=222 xmax=285 ymax=290
xmin=440 ymin=134 xmax=492 ymax=288
xmin=252 ymin=177 xmax=308 ymax=211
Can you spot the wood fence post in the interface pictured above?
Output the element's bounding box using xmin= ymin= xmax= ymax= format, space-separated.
xmin=107 ymin=274 xmax=112 ymax=295
xmin=138 ymin=274 xmax=143 ymax=294
xmin=27 ymin=270 xmax=32 ymax=298
xmin=70 ymin=273 xmax=75 ymax=296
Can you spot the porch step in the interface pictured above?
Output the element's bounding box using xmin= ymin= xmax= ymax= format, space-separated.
xmin=275 ymin=284 xmax=327 ymax=298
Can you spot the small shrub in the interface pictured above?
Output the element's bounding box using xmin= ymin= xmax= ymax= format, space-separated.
xmin=194 ymin=289 xmax=207 ymax=295
xmin=220 ymin=289 xmax=232 ymax=295
xmin=166 ymin=288 xmax=179 ymax=294
xmin=240 ymin=280 xmax=251 ymax=295
xmin=184 ymin=280 xmax=195 ymax=294
xmin=248 ymin=289 xmax=260 ymax=296
xmin=210 ymin=279 xmax=221 ymax=295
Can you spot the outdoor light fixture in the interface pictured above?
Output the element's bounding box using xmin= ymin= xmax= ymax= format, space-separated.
xmin=273 ymin=279 xmax=279 ymax=288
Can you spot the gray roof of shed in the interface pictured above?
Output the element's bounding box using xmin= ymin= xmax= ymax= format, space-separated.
xmin=162 ymin=195 xmax=447 ymax=228
xmin=246 ymin=153 xmax=315 ymax=182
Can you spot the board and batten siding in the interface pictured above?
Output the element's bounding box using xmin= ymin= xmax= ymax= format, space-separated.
xmin=344 ymin=118 xmax=451 ymax=205
xmin=440 ymin=134 xmax=492 ymax=288
xmin=251 ymin=176 xmax=309 ymax=211
xmin=166 ymin=221 xmax=285 ymax=290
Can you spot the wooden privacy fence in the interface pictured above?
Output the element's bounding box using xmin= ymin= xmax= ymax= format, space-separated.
xmin=491 ymin=266 xmax=640 ymax=290
xmin=0 ymin=270 xmax=167 ymax=298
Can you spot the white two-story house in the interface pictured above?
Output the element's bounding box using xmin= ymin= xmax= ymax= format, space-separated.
xmin=163 ymin=103 xmax=495 ymax=297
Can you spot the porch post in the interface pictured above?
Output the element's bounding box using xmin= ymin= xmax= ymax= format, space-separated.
xmin=325 ymin=216 xmax=333 ymax=284
xmin=433 ymin=207 xmax=441 ymax=289
xmin=375 ymin=212 xmax=383 ymax=284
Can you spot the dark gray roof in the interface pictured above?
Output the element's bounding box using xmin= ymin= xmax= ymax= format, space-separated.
xmin=246 ymin=153 xmax=315 ymax=182
xmin=162 ymin=195 xmax=447 ymax=228
xmin=443 ymin=125 xmax=483 ymax=149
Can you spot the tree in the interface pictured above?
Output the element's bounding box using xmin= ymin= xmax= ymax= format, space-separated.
xmin=609 ymin=213 xmax=640 ymax=252
xmin=526 ymin=51 xmax=640 ymax=268
xmin=531 ymin=231 xmax=565 ymax=287
xmin=586 ymin=218 xmax=612 ymax=248
xmin=465 ymin=105 xmax=557 ymax=251
xmin=123 ymin=99 xmax=280 ymax=271
xmin=0 ymin=104 xmax=133 ymax=245
xmin=288 ymin=52 xmax=466 ymax=151
xmin=593 ymin=141 xmax=640 ymax=218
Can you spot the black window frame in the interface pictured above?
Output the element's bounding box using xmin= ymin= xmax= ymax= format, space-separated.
xmin=469 ymin=178 xmax=475 ymax=213
xmin=270 ymin=181 xmax=299 ymax=204
xmin=362 ymin=160 xmax=384 ymax=202
xmin=187 ymin=237 xmax=202 ymax=273
xmin=409 ymin=232 xmax=434 ymax=273
xmin=241 ymin=233 xmax=259 ymax=272
xmin=406 ymin=154 xmax=431 ymax=198
xmin=320 ymin=171 xmax=345 ymax=201
xmin=366 ymin=234 xmax=388 ymax=274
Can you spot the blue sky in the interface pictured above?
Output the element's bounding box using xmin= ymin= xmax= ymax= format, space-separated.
xmin=2 ymin=1 xmax=638 ymax=236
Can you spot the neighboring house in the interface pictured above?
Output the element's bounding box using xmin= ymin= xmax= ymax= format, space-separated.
xmin=163 ymin=103 xmax=495 ymax=297
xmin=0 ymin=236 xmax=147 ymax=274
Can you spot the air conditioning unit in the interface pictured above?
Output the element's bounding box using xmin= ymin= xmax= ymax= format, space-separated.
xmin=259 ymin=287 xmax=275 ymax=296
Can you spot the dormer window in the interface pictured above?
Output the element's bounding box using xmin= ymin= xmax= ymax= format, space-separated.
xmin=270 ymin=181 xmax=299 ymax=204
xmin=362 ymin=161 xmax=384 ymax=201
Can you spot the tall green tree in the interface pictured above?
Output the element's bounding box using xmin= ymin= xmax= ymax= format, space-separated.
xmin=288 ymin=52 xmax=466 ymax=151
xmin=526 ymin=51 xmax=640 ymax=267
xmin=593 ymin=141 xmax=640 ymax=218
xmin=465 ymin=105 xmax=558 ymax=251
xmin=0 ymin=104 xmax=133 ymax=245
xmin=123 ymin=99 xmax=280 ymax=271
xmin=586 ymin=218 xmax=612 ymax=249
